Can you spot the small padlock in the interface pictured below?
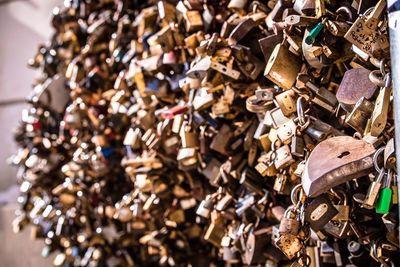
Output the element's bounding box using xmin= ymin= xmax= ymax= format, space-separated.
xmin=196 ymin=195 xmax=215 ymax=218
xmin=375 ymin=169 xmax=393 ymax=214
xmin=331 ymin=190 xmax=350 ymax=222
xmin=279 ymin=207 xmax=301 ymax=235
xmin=304 ymin=194 xmax=339 ymax=231
xmin=274 ymin=233 xmax=303 ymax=260
xmin=363 ymin=166 xmax=386 ymax=209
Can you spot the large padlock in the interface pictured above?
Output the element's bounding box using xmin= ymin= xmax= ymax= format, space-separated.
xmin=302 ymin=136 xmax=376 ymax=197
xmin=264 ymin=44 xmax=302 ymax=90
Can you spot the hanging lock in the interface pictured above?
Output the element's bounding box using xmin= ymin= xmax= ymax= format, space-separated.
xmin=363 ymin=147 xmax=387 ymax=209
xmin=275 ymin=206 xmax=303 ymax=259
xmin=279 ymin=207 xmax=301 ymax=235
xmin=264 ymin=44 xmax=302 ymax=90
xmin=304 ymin=193 xmax=339 ymax=231
xmin=302 ymin=136 xmax=376 ymax=197
xmin=331 ymin=190 xmax=351 ymax=221
xmin=344 ymin=0 xmax=389 ymax=58
xmin=370 ymin=72 xmax=392 ymax=137
xmin=375 ymin=168 xmax=393 ymax=214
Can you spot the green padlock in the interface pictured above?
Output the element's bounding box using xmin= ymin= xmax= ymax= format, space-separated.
xmin=375 ymin=187 xmax=392 ymax=214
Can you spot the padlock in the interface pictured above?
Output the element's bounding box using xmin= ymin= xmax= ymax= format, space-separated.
xmin=259 ymin=34 xmax=284 ymax=63
xmin=239 ymin=168 xmax=265 ymax=196
xmin=264 ymin=44 xmax=302 ymax=90
xmin=363 ymin=166 xmax=386 ymax=209
xmin=266 ymin=0 xmax=292 ymax=31
xmin=304 ymin=194 xmax=339 ymax=231
xmin=279 ymin=208 xmax=301 ymax=235
xmin=177 ymin=147 xmax=199 ymax=170
xmin=12 ymin=0 xmax=400 ymax=266
xmin=228 ymin=0 xmax=248 ymax=10
xmin=192 ymin=87 xmax=215 ymax=110
xmin=347 ymin=241 xmax=370 ymax=266
xmin=274 ymin=233 xmax=303 ymax=260
xmin=196 ymin=195 xmax=215 ymax=218
xmin=293 ymin=0 xmax=315 ymax=15
xmin=232 ymin=45 xmax=265 ymax=80
xmin=336 ymin=68 xmax=377 ymax=112
xmin=264 ymin=106 xmax=292 ymax=128
xmin=323 ymin=220 xmax=354 ymax=239
xmin=344 ymin=0 xmax=389 ymax=58
xmin=345 ymin=97 xmax=375 ymax=133
xmin=375 ymin=169 xmax=393 ymax=214
xmin=183 ymin=10 xmax=204 ymax=33
xmin=276 ymin=119 xmax=297 ymax=144
xmin=291 ymin=135 xmax=305 ymax=158
xmin=331 ymin=190 xmax=350 ymax=222
xmin=274 ymin=145 xmax=295 ymax=170
xmin=255 ymin=160 xmax=277 ymax=177
xmin=275 ymin=89 xmax=297 ymax=116
xmin=204 ymin=221 xmax=225 ymax=248
xmin=370 ymin=73 xmax=392 ymax=137
xmin=215 ymin=193 xmax=233 ymax=211
xmin=210 ymin=124 xmax=233 ymax=155
xmin=242 ymin=228 xmax=269 ymax=265
xmin=302 ymin=136 xmax=376 ymax=197
xmin=180 ymin=122 xmax=199 ymax=148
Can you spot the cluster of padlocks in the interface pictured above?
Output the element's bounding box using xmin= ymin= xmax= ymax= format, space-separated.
xmin=11 ymin=0 xmax=399 ymax=266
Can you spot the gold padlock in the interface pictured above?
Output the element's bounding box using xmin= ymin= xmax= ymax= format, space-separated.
xmin=264 ymin=45 xmax=302 ymax=90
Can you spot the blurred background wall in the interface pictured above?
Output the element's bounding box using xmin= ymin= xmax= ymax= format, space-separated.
xmin=0 ymin=0 xmax=61 ymax=266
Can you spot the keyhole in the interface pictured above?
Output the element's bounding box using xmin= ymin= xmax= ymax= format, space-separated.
xmin=337 ymin=151 xmax=350 ymax=158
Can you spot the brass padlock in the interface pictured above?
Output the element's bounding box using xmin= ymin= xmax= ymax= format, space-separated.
xmin=275 ymin=89 xmax=297 ymax=116
xmin=344 ymin=0 xmax=389 ymax=58
xmin=183 ymin=10 xmax=204 ymax=33
xmin=273 ymin=173 xmax=288 ymax=194
xmin=370 ymin=74 xmax=392 ymax=137
xmin=345 ymin=98 xmax=374 ymax=134
xmin=177 ymin=147 xmax=199 ymax=170
xmin=264 ymin=44 xmax=302 ymax=90
xmin=210 ymin=124 xmax=233 ymax=155
xmin=204 ymin=219 xmax=225 ymax=247
xmin=179 ymin=122 xmax=199 ymax=148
